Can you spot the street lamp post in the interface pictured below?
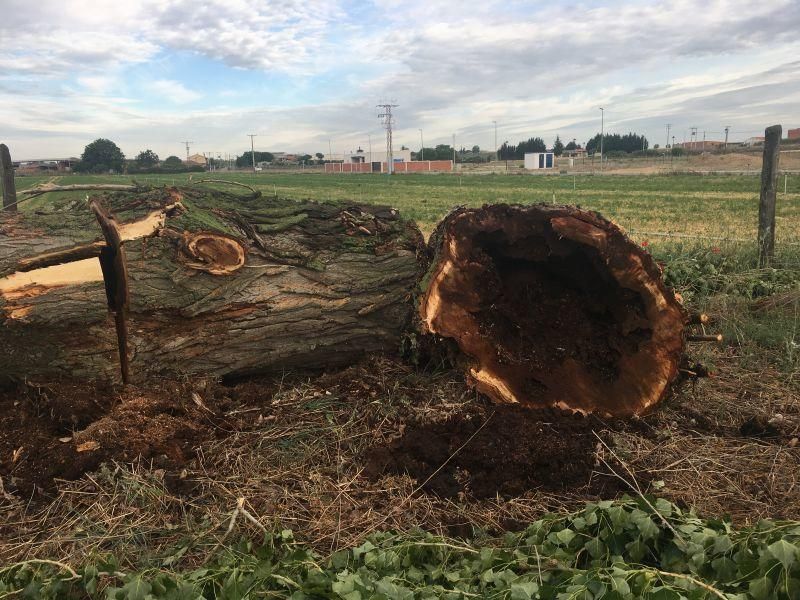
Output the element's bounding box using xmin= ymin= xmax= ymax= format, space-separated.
xmin=452 ymin=134 xmax=456 ymax=166
xmin=599 ymin=107 xmax=604 ymax=172
xmin=419 ymin=129 xmax=424 ymax=161
xmin=493 ymin=120 xmax=498 ymax=161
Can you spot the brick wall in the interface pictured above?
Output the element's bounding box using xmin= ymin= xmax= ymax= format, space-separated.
xmin=325 ymin=160 xmax=453 ymax=173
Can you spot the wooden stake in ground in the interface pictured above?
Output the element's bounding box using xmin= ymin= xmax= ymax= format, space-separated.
xmin=0 ymin=144 xmax=16 ymax=212
xmin=89 ymin=197 xmax=130 ymax=384
xmin=758 ymin=124 xmax=781 ymax=267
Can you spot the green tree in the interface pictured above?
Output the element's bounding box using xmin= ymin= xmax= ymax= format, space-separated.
xmin=552 ymin=135 xmax=564 ymax=156
xmin=135 ymin=149 xmax=159 ymax=169
xmin=565 ymin=139 xmax=577 ymax=151
xmin=163 ymin=155 xmax=183 ymax=168
xmin=235 ymin=151 xmax=274 ymax=168
xmin=586 ymin=132 xmax=648 ymax=154
xmin=471 ymin=145 xmax=480 ymax=153
xmin=76 ymin=138 xmax=125 ymax=173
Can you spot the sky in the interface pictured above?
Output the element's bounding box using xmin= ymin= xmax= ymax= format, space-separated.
xmin=1 ymin=0 xmax=798 ymax=160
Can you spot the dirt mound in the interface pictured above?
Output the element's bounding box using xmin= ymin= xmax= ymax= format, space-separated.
xmin=0 ymin=381 xmax=245 ymax=497
xmin=365 ymin=404 xmax=626 ymax=498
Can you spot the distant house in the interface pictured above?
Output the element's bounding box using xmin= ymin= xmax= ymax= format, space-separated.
xmin=267 ymin=152 xmax=301 ymax=164
xmin=13 ymin=158 xmax=75 ymax=175
xmin=675 ymin=140 xmax=725 ymax=151
xmin=788 ymin=128 xmax=800 ymax=140
xmin=743 ymin=136 xmax=765 ymax=147
xmin=563 ymin=146 xmax=587 ymax=158
xmin=185 ymin=153 xmax=208 ymax=166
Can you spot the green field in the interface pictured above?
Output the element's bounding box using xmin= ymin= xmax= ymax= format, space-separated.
xmin=14 ymin=171 xmax=800 ymax=245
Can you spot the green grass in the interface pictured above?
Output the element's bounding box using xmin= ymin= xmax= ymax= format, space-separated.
xmin=11 ymin=170 xmax=800 ymax=368
xmin=13 ymin=171 xmax=800 ymax=242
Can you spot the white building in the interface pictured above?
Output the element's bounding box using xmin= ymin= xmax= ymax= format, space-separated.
xmin=524 ymin=152 xmax=555 ymax=170
xmin=326 ymin=148 xmax=412 ymax=164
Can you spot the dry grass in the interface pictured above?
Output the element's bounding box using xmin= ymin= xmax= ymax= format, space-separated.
xmin=1 ymin=341 xmax=798 ymax=572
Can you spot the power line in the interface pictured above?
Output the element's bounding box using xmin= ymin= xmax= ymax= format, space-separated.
xmin=247 ymin=134 xmax=257 ymax=173
xmin=377 ymin=102 xmax=398 ymax=175
xmin=180 ymin=141 xmax=194 ymax=161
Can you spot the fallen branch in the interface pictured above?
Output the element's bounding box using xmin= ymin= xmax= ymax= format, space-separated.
xmin=19 ymin=183 xmax=144 ymax=202
xmin=687 ymin=334 xmax=723 ymax=343
xmin=16 ymin=241 xmax=105 ymax=272
xmin=195 ymin=179 xmax=259 ymax=194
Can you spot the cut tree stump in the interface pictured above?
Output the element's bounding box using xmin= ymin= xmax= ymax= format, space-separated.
xmin=0 ymin=186 xmax=423 ymax=384
xmin=418 ymin=204 xmax=687 ymax=416
xmin=1 ymin=188 xmax=688 ymax=416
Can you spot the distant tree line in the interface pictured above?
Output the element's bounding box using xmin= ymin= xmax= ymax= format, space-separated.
xmin=585 ymin=132 xmax=649 ymax=154
xmin=72 ymin=139 xmax=204 ymax=174
xmin=498 ymin=137 xmax=547 ymax=160
xmin=235 ymin=151 xmax=275 ymax=168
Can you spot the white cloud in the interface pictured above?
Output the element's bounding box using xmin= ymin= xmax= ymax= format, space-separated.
xmin=147 ymin=79 xmax=202 ymax=104
xmin=1 ymin=0 xmax=799 ymax=158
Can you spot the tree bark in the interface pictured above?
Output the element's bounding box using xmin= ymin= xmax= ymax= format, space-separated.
xmin=418 ymin=204 xmax=687 ymax=416
xmin=0 ymin=186 xmax=423 ymax=384
xmin=1 ymin=188 xmax=687 ymax=416
xmin=0 ymin=144 xmax=16 ymax=212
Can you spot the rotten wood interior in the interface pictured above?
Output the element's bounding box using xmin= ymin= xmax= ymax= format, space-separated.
xmin=419 ymin=204 xmax=688 ymax=416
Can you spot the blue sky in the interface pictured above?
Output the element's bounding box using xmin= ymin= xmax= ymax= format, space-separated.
xmin=1 ymin=0 xmax=798 ymax=160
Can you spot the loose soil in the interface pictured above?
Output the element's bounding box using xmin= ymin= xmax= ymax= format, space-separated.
xmin=0 ymin=379 xmax=276 ymax=498
xmin=365 ymin=404 xmax=632 ymax=499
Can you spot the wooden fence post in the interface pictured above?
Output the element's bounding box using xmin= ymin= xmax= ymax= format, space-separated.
xmin=758 ymin=125 xmax=781 ymax=267
xmin=0 ymin=143 xmax=17 ymax=212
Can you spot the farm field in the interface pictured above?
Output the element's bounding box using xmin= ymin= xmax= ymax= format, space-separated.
xmin=2 ymin=171 xmax=800 ymax=598
xmin=15 ymin=170 xmax=800 ymax=241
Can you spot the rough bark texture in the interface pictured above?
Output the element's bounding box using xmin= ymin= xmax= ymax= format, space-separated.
xmin=758 ymin=124 xmax=781 ymax=267
xmin=0 ymin=144 xmax=16 ymax=212
xmin=0 ymin=186 xmax=423 ymax=384
xmin=418 ymin=204 xmax=687 ymax=416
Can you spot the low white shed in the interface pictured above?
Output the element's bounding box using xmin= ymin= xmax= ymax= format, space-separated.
xmin=524 ymin=152 xmax=555 ymax=169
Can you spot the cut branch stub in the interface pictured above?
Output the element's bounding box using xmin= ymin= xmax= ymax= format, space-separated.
xmin=179 ymin=232 xmax=247 ymax=275
xmin=420 ymin=204 xmax=687 ymax=416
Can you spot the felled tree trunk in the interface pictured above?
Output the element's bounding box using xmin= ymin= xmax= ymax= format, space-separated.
xmin=2 ymin=187 xmax=687 ymax=416
xmin=0 ymin=186 xmax=423 ymax=384
xmin=418 ymin=204 xmax=687 ymax=416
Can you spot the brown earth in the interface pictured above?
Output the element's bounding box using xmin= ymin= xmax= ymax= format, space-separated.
xmin=364 ymin=404 xmax=633 ymax=498
xmin=0 ymin=355 xmax=798 ymax=567
xmin=0 ymin=379 xmax=273 ymax=498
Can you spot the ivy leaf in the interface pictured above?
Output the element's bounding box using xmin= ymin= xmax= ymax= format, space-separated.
xmin=748 ymin=576 xmax=773 ymax=600
xmin=510 ymin=582 xmax=539 ymax=600
xmin=585 ymin=537 xmax=606 ymax=559
xmin=118 ymin=576 xmax=151 ymax=600
xmin=556 ymin=528 xmax=577 ymax=546
xmin=646 ymin=587 xmax=683 ymax=599
xmin=766 ymin=539 xmax=797 ymax=571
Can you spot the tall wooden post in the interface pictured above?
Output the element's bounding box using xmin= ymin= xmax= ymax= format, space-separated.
xmin=0 ymin=143 xmax=17 ymax=212
xmin=758 ymin=125 xmax=781 ymax=267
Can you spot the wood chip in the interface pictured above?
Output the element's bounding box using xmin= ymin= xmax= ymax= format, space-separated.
xmin=76 ymin=440 xmax=101 ymax=453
